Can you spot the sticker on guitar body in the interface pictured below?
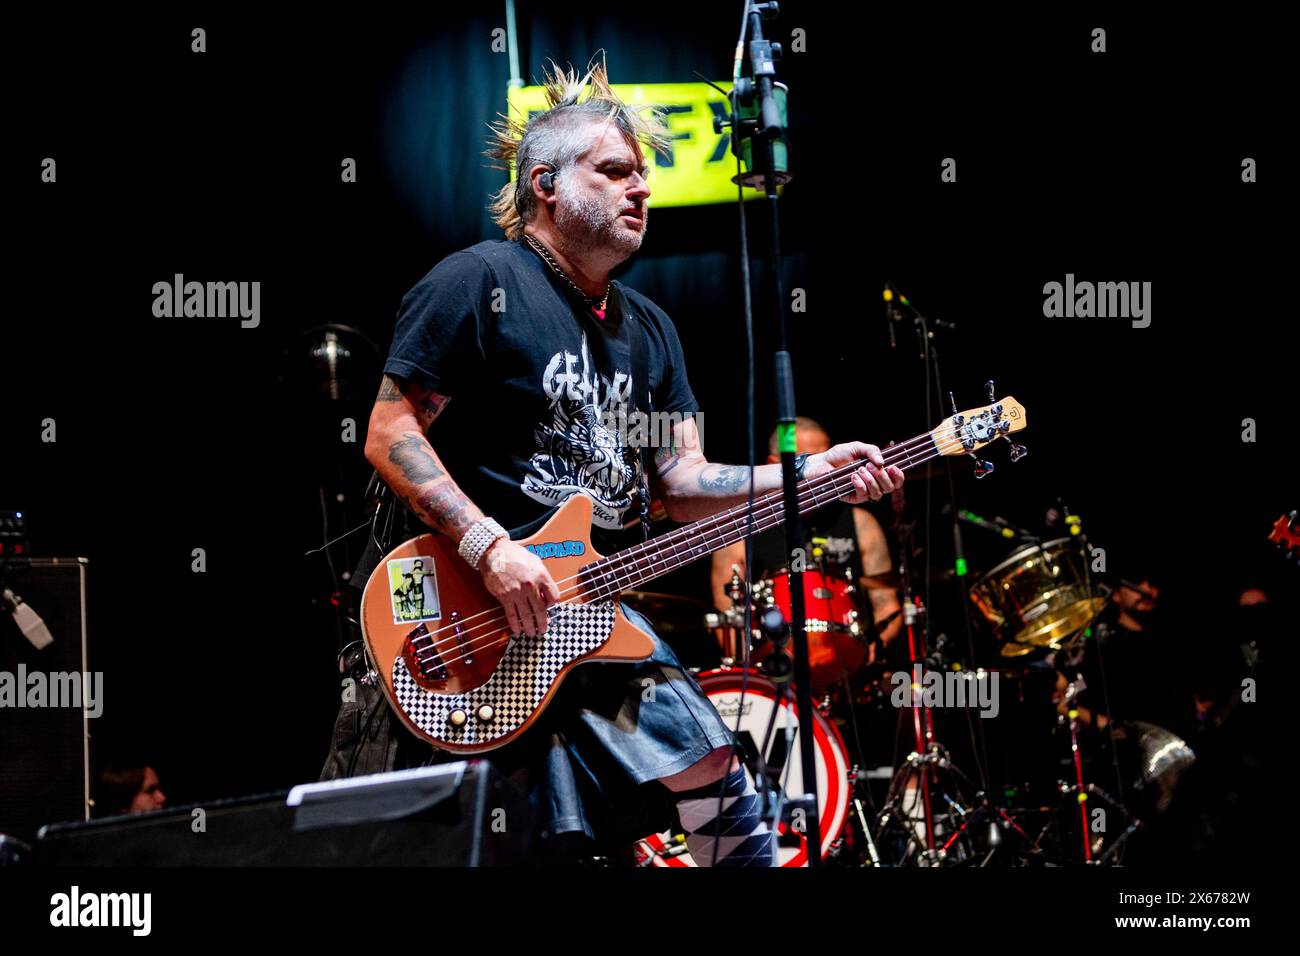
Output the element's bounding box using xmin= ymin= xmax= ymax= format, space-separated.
xmin=525 ymin=540 xmax=586 ymax=558
xmin=387 ymin=557 xmax=441 ymax=625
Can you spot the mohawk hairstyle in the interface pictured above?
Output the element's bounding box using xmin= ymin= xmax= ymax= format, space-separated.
xmin=485 ymin=54 xmax=673 ymax=240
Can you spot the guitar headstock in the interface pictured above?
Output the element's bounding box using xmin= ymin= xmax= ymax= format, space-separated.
xmin=1268 ymin=510 xmax=1300 ymax=561
xmin=928 ymin=381 xmax=1027 ymax=479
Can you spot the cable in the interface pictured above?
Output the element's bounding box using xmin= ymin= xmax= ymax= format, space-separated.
xmin=712 ymin=1 xmax=759 ymax=868
xmin=711 ymin=1 xmax=757 ymax=865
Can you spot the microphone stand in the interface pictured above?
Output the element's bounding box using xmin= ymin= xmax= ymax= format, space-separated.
xmin=905 ymin=291 xmax=995 ymax=797
xmin=723 ymin=1 xmax=822 ymax=864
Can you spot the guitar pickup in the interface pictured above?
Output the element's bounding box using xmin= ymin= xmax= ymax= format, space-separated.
xmin=402 ymin=622 xmax=448 ymax=683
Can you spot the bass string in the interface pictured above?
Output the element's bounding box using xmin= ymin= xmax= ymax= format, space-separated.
xmin=409 ymin=432 xmax=974 ymax=671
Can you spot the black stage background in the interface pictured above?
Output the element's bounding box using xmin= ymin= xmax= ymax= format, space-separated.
xmin=3 ymin=5 xmax=1290 ymax=840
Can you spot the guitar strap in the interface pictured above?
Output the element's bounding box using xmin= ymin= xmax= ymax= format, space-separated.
xmin=612 ymin=287 xmax=654 ymax=543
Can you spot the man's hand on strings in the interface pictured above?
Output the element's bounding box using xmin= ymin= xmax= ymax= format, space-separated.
xmin=804 ymin=442 xmax=904 ymax=504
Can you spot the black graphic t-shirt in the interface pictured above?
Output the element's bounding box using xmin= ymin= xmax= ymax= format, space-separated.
xmin=380 ymin=237 xmax=697 ymax=554
xmin=751 ymin=500 xmax=865 ymax=580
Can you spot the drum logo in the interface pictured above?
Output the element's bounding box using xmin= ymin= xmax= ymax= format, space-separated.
xmin=711 ymin=694 xmax=754 ymax=718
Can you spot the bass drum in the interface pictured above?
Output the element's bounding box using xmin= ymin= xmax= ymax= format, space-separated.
xmin=634 ymin=668 xmax=851 ymax=867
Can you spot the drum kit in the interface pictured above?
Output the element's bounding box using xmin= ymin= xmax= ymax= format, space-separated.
xmin=969 ymin=537 xmax=1108 ymax=657
xmin=626 ymin=516 xmax=1186 ymax=866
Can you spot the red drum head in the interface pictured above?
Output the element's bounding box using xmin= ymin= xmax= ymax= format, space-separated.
xmin=754 ymin=569 xmax=867 ymax=687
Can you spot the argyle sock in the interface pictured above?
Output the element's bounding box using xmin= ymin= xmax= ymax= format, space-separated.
xmin=674 ymin=767 xmax=774 ymax=867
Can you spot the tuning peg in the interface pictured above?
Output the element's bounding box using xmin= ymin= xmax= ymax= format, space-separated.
xmin=984 ymin=380 xmax=996 ymax=403
xmin=1008 ymin=443 xmax=1028 ymax=462
xmin=971 ymin=456 xmax=994 ymax=479
xmin=948 ymin=391 xmax=963 ymax=427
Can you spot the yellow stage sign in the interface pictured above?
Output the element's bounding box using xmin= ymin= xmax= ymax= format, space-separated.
xmin=506 ymin=81 xmax=769 ymax=207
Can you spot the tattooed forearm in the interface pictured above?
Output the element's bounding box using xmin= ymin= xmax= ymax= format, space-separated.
xmin=388 ymin=434 xmax=445 ymax=484
xmin=375 ymin=375 xmax=448 ymax=430
xmin=416 ymin=392 xmax=444 ymax=424
xmin=369 ymin=376 xmax=477 ymax=539
xmin=376 ymin=375 xmax=404 ymax=401
xmin=654 ymin=444 xmax=681 ymax=477
xmin=413 ymin=483 xmax=478 ymax=538
xmin=697 ymin=464 xmax=750 ymax=493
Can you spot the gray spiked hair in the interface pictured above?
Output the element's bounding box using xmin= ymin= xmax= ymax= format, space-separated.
xmin=485 ymin=55 xmax=673 ymax=239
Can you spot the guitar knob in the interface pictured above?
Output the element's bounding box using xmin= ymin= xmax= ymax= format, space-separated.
xmin=448 ymin=709 xmax=468 ymax=728
xmin=476 ymin=704 xmax=495 ymax=723
xmin=972 ymin=458 xmax=994 ymax=479
xmin=1009 ymin=443 xmax=1028 ymax=462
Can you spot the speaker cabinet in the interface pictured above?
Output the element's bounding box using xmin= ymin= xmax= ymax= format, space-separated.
xmin=34 ymin=762 xmax=538 ymax=866
xmin=0 ymin=558 xmax=90 ymax=841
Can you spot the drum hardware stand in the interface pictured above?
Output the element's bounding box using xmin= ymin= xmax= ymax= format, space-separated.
xmin=753 ymin=604 xmax=811 ymax=858
xmin=1032 ymin=677 xmax=1139 ymax=864
xmin=878 ymin=496 xmax=1025 ymax=866
xmin=876 ymin=511 xmax=958 ymax=862
xmin=1030 ymin=778 xmax=1139 ymax=865
xmin=1040 ymin=518 xmax=1140 ymax=864
xmin=875 ymin=746 xmax=940 ymax=864
xmin=846 ymin=766 xmax=883 ymax=866
xmin=1091 ymin=800 xmax=1142 ymax=864
xmin=720 ymin=568 xmax=826 ymax=867
xmin=884 ymin=504 xmax=943 ymax=859
xmin=931 ymin=774 xmax=1035 ymax=865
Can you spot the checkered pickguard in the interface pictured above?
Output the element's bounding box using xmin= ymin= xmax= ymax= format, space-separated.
xmin=391 ymin=601 xmax=617 ymax=747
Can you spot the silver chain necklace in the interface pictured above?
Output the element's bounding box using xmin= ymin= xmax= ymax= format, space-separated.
xmin=523 ymin=234 xmax=610 ymax=311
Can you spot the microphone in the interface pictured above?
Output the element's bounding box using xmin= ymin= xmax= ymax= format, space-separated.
xmin=887 ymin=283 xmax=958 ymax=331
xmin=2 ymin=588 xmax=55 ymax=650
xmin=957 ymin=509 xmax=1020 ymax=539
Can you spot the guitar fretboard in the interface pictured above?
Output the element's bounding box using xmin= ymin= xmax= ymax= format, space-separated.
xmin=578 ymin=431 xmax=943 ymax=599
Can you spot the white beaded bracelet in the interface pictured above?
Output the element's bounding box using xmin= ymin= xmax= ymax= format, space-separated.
xmin=457 ymin=517 xmax=508 ymax=569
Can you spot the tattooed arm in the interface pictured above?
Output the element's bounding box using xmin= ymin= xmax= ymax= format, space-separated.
xmin=651 ymin=417 xmax=905 ymax=523
xmin=364 ymin=375 xmax=476 ymax=536
xmin=854 ymin=507 xmax=902 ymax=649
xmin=364 ymin=374 xmax=558 ymax=636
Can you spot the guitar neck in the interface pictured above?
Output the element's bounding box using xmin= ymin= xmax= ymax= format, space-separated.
xmin=579 ymin=431 xmax=944 ymax=600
